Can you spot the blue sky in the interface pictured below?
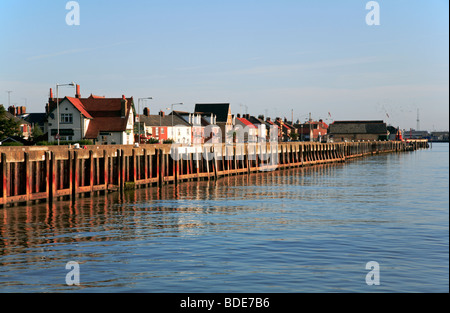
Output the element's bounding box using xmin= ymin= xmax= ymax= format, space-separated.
xmin=0 ymin=0 xmax=448 ymax=130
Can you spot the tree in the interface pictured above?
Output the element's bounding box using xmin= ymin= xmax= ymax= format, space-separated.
xmin=0 ymin=106 xmax=21 ymax=140
xmin=31 ymin=125 xmax=44 ymax=140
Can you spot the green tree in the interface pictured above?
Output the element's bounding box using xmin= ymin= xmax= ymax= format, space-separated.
xmin=31 ymin=125 xmax=44 ymax=140
xmin=0 ymin=106 xmax=21 ymax=140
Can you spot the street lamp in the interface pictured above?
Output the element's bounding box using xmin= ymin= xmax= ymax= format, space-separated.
xmin=171 ymin=103 xmax=183 ymax=141
xmin=56 ymin=82 xmax=75 ymax=145
xmin=138 ymin=97 xmax=153 ymax=143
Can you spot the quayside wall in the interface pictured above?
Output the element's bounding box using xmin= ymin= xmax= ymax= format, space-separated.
xmin=0 ymin=140 xmax=428 ymax=207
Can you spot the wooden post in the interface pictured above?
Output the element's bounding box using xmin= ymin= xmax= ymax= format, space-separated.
xmin=89 ymin=150 xmax=94 ymax=194
xmin=68 ymin=150 xmax=73 ymax=201
xmin=72 ymin=150 xmax=79 ymax=200
xmin=44 ymin=151 xmax=50 ymax=204
xmin=49 ymin=151 xmax=56 ymax=204
xmin=2 ymin=153 xmax=7 ymax=207
xmin=103 ymin=150 xmax=109 ymax=192
xmin=24 ymin=152 xmax=31 ymax=205
xmin=131 ymin=149 xmax=137 ymax=183
xmin=119 ymin=149 xmax=125 ymax=191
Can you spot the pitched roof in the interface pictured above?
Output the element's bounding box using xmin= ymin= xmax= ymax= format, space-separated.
xmin=48 ymin=96 xmax=134 ymax=119
xmin=194 ymin=103 xmax=230 ymax=122
xmin=22 ymin=113 xmax=47 ymax=124
xmin=84 ymin=117 xmax=130 ymax=139
xmin=66 ymin=97 xmax=93 ymax=119
xmin=329 ymin=120 xmax=387 ymax=134
xmin=4 ymin=111 xmax=30 ymax=125
xmin=236 ymin=117 xmax=257 ymax=128
xmin=140 ymin=115 xmax=191 ymax=127
xmin=80 ymin=96 xmax=134 ymax=138
xmin=171 ymin=111 xmax=211 ymax=126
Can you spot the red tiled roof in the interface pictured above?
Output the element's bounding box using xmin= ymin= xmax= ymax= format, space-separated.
xmin=84 ymin=117 xmax=129 ymax=139
xmin=83 ymin=97 xmax=134 ymax=139
xmin=237 ymin=117 xmax=257 ymax=128
xmin=66 ymin=97 xmax=93 ymax=119
xmin=89 ymin=94 xmax=105 ymax=99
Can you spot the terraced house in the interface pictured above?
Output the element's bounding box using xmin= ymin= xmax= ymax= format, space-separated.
xmin=46 ymin=85 xmax=135 ymax=145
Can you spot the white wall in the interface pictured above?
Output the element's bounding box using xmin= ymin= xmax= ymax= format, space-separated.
xmin=47 ymin=99 xmax=84 ymax=141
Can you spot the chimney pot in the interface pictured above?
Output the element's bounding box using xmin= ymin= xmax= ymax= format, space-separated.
xmin=50 ymin=88 xmax=54 ymax=100
xmin=75 ymin=84 xmax=81 ymax=98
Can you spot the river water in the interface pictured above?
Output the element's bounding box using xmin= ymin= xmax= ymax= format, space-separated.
xmin=0 ymin=143 xmax=448 ymax=293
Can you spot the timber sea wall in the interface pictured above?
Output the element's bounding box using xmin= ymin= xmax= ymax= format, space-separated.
xmin=0 ymin=140 xmax=429 ymax=207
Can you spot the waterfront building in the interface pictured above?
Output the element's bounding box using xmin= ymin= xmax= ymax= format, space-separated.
xmin=169 ymin=110 xmax=219 ymax=145
xmin=46 ymin=85 xmax=135 ymax=145
xmin=140 ymin=110 xmax=192 ymax=144
xmin=234 ymin=114 xmax=258 ymax=143
xmin=195 ymin=103 xmax=233 ymax=144
xmin=431 ymin=131 xmax=449 ymax=142
xmin=403 ymin=129 xmax=431 ymax=140
xmin=294 ymin=119 xmax=329 ymax=142
xmin=247 ymin=115 xmax=270 ymax=142
xmin=328 ymin=120 xmax=388 ymax=142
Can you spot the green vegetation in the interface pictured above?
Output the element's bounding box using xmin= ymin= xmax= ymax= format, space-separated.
xmin=0 ymin=106 xmax=21 ymax=141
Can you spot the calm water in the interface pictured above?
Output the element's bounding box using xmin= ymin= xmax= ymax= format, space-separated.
xmin=0 ymin=144 xmax=448 ymax=293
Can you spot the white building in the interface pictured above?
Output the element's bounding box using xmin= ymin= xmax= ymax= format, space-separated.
xmin=46 ymin=85 xmax=135 ymax=145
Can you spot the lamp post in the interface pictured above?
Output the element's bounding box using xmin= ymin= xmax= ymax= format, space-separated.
xmin=171 ymin=103 xmax=183 ymax=141
xmin=138 ymin=97 xmax=153 ymax=143
xmin=56 ymin=82 xmax=75 ymax=145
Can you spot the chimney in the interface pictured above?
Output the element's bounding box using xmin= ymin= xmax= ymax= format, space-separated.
xmin=8 ymin=106 xmax=15 ymax=116
xmin=75 ymin=84 xmax=81 ymax=98
xmin=266 ymin=117 xmax=271 ymax=122
xmin=121 ymin=95 xmax=127 ymax=117
xmin=237 ymin=113 xmax=241 ymax=118
xmin=159 ymin=110 xmax=165 ymax=117
xmin=143 ymin=107 xmax=150 ymax=116
xmin=49 ymin=88 xmax=54 ymax=100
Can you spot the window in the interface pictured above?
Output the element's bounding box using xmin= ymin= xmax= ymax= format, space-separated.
xmin=161 ymin=128 xmax=164 ymax=135
xmin=61 ymin=113 xmax=73 ymax=124
xmin=156 ymin=128 xmax=159 ymax=136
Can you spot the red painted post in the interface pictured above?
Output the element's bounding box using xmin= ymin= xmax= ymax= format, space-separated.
xmin=25 ymin=152 xmax=30 ymax=204
xmin=73 ymin=150 xmax=79 ymax=200
xmin=1 ymin=153 xmax=7 ymax=207
xmin=89 ymin=150 xmax=94 ymax=194
xmin=103 ymin=150 xmax=109 ymax=191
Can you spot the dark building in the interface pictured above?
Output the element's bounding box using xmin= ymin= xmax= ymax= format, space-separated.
xmin=328 ymin=120 xmax=389 ymax=142
xmin=194 ymin=103 xmax=232 ymax=143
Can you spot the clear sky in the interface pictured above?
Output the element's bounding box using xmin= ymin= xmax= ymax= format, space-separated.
xmin=0 ymin=0 xmax=448 ymax=130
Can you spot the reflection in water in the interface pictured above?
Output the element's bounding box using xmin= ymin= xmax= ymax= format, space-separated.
xmin=0 ymin=146 xmax=448 ymax=293
xmin=0 ymin=163 xmax=342 ymax=263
